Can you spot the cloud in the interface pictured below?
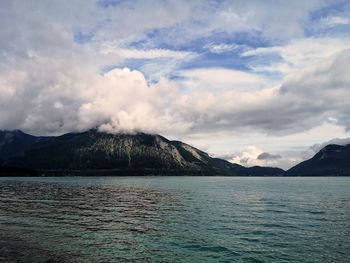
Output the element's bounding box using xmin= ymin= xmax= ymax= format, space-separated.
xmin=257 ymin=152 xmax=281 ymax=160
xmin=161 ymin=48 xmax=348 ymax=136
xmin=177 ymin=67 xmax=273 ymax=91
xmin=204 ymin=43 xmax=240 ymax=54
xmin=100 ymin=47 xmax=196 ymax=60
xmin=99 ymin=47 xmax=198 ymax=81
xmin=279 ymin=48 xmax=350 ymax=130
xmin=0 ymin=63 xmax=191 ymax=135
xmin=131 ymin=0 xmax=326 ymax=46
xmin=242 ymin=37 xmax=350 ymax=74
xmin=310 ymin=137 xmax=350 ymax=153
xmin=77 ymin=68 xmax=191 ymax=134
xmin=223 ymin=146 xmax=284 ymax=168
xmin=321 ymin=16 xmax=350 ymax=27
xmin=2 ymin=47 xmax=350 ymax=138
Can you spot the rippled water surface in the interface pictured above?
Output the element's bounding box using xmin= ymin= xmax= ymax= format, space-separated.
xmin=0 ymin=177 xmax=349 ymax=262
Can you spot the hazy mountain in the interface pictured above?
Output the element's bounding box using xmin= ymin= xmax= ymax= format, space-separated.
xmin=235 ymin=166 xmax=285 ymax=176
xmin=0 ymin=130 xmax=284 ymax=176
xmin=286 ymin=144 xmax=350 ymax=176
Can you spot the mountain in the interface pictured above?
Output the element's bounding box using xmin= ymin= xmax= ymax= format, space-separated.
xmin=286 ymin=144 xmax=350 ymax=176
xmin=0 ymin=130 xmax=49 ymax=161
xmin=0 ymin=130 xmax=284 ymax=176
xmin=235 ymin=166 xmax=285 ymax=176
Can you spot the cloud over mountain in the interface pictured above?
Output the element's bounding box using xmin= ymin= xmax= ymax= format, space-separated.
xmin=2 ymin=48 xmax=349 ymax=137
xmin=0 ymin=0 xmax=350 ymax=169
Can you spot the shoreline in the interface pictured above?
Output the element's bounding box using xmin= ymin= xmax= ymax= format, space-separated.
xmin=0 ymin=174 xmax=349 ymax=177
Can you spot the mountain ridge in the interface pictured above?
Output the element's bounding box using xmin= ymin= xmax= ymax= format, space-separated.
xmin=0 ymin=129 xmax=284 ymax=176
xmin=4 ymin=129 xmax=349 ymax=176
xmin=286 ymin=144 xmax=350 ymax=176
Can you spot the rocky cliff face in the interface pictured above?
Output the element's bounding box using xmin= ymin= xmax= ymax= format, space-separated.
xmin=286 ymin=144 xmax=350 ymax=176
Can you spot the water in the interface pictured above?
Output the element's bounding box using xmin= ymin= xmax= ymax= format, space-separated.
xmin=0 ymin=177 xmax=349 ymax=263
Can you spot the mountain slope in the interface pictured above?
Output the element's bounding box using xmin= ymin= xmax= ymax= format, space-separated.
xmin=2 ymin=130 xmax=236 ymax=175
xmin=286 ymin=144 xmax=350 ymax=176
xmin=0 ymin=130 xmax=49 ymax=160
xmin=1 ymin=130 xmax=284 ymax=176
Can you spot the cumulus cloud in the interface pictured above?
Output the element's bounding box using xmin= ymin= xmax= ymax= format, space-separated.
xmin=0 ymin=64 xmax=191 ymax=135
xmin=1 ymin=48 xmax=350 ymax=138
xmin=223 ymin=146 xmax=284 ymax=168
xmin=77 ymin=68 xmax=191 ymax=134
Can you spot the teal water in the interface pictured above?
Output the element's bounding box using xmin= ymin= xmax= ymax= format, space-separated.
xmin=0 ymin=177 xmax=349 ymax=262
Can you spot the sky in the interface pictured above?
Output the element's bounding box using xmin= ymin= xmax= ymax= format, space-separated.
xmin=0 ymin=0 xmax=350 ymax=169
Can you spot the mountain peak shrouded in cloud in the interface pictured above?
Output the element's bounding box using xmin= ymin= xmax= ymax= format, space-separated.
xmin=310 ymin=137 xmax=350 ymax=154
xmin=286 ymin=144 xmax=350 ymax=176
xmin=0 ymin=0 xmax=350 ymax=169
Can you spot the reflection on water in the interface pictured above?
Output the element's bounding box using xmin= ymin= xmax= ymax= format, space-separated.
xmin=0 ymin=180 xmax=186 ymax=262
xmin=0 ymin=177 xmax=350 ymax=262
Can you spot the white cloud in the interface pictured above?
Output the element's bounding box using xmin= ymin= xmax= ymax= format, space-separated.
xmin=310 ymin=137 xmax=350 ymax=153
xmin=2 ymin=47 xmax=350 ymax=141
xmin=204 ymin=43 xmax=240 ymax=54
xmin=242 ymin=37 xmax=350 ymax=74
xmin=177 ymin=67 xmax=274 ymax=91
xmin=321 ymin=16 xmax=350 ymax=27
xmin=100 ymin=46 xmax=196 ymax=60
xmin=158 ymin=0 xmax=325 ymax=44
xmin=173 ymin=48 xmax=350 ymax=137
xmin=226 ymin=146 xmax=286 ymax=168
xmin=0 ymin=63 xmax=192 ymax=135
xmin=77 ymin=68 xmax=192 ymax=135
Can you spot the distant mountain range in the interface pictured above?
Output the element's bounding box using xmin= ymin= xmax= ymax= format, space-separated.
xmin=0 ymin=129 xmax=284 ymax=176
xmin=0 ymin=129 xmax=349 ymax=176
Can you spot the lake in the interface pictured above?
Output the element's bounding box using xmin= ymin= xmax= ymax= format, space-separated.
xmin=0 ymin=177 xmax=349 ymax=262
